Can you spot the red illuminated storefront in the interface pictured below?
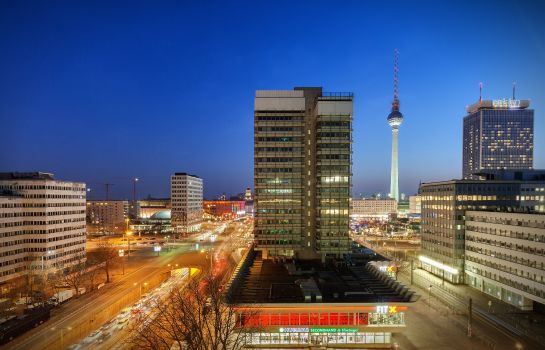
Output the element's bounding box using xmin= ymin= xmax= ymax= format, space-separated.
xmin=204 ymin=200 xmax=246 ymax=219
xmin=234 ymin=304 xmax=408 ymax=348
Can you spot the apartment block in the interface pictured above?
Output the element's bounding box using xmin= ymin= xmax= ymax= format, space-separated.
xmin=86 ymin=200 xmax=128 ymax=234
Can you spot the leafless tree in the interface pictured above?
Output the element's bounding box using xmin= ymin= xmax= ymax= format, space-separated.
xmin=95 ymin=240 xmax=119 ymax=283
xmin=128 ymin=275 xmax=257 ymax=350
xmin=85 ymin=256 xmax=104 ymax=291
xmin=53 ymin=260 xmax=87 ymax=297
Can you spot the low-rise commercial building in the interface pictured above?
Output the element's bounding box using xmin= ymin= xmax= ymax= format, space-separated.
xmin=86 ymin=200 xmax=128 ymax=234
xmin=350 ymin=199 xmax=397 ymax=221
xmin=204 ymin=200 xmax=246 ymax=219
xmin=0 ymin=172 xmax=86 ymax=285
xmin=225 ymin=250 xmax=416 ymax=348
xmin=464 ymin=211 xmax=545 ymax=310
xmin=138 ymin=198 xmax=170 ymax=219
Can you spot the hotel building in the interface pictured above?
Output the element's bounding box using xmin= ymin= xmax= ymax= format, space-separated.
xmin=254 ymin=87 xmax=352 ymax=261
xmin=463 ymin=99 xmax=534 ymax=180
xmin=0 ymin=172 xmax=86 ymax=284
xmin=170 ymin=173 xmax=203 ymax=234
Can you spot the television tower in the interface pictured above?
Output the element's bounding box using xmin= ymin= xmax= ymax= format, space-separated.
xmin=387 ymin=49 xmax=403 ymax=202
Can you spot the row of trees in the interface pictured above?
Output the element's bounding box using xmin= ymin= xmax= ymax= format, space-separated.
xmin=4 ymin=241 xmax=121 ymax=307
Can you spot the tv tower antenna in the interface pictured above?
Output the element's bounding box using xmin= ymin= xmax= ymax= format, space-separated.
xmin=392 ymin=48 xmax=400 ymax=110
xmin=479 ymin=82 xmax=483 ymax=103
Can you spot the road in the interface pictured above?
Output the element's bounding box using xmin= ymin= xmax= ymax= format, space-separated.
xmin=77 ymin=220 xmax=253 ymax=350
xmin=3 ymin=232 xmax=219 ymax=350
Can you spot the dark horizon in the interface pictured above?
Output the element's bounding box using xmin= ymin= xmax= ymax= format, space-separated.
xmin=1 ymin=0 xmax=544 ymax=199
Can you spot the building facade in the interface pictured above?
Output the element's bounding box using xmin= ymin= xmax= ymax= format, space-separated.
xmin=408 ymin=195 xmax=421 ymax=215
xmin=464 ymin=211 xmax=545 ymax=310
xmin=203 ymin=200 xmax=246 ymax=219
xmin=170 ymin=173 xmax=203 ymax=234
xmin=0 ymin=172 xmax=86 ymax=284
xmin=86 ymin=200 xmax=128 ymax=234
xmin=462 ymin=99 xmax=534 ymax=179
xmin=138 ymin=198 xmax=170 ymax=219
xmin=350 ymin=199 xmax=397 ymax=221
xmin=420 ymin=179 xmax=545 ymax=284
xmin=254 ymin=87 xmax=352 ymax=261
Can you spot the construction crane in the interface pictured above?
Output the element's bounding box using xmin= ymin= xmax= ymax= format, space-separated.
xmin=87 ymin=182 xmax=115 ymax=200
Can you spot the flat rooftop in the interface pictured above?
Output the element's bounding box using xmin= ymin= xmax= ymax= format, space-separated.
xmin=228 ymin=251 xmax=415 ymax=304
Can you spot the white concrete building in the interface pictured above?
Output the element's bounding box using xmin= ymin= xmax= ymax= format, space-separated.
xmin=350 ymin=198 xmax=397 ymax=221
xmin=408 ymin=195 xmax=421 ymax=215
xmin=465 ymin=211 xmax=545 ymax=310
xmin=170 ymin=173 xmax=203 ymax=234
xmin=0 ymin=172 xmax=86 ymax=284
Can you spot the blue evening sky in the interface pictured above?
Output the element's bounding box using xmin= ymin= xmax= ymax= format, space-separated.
xmin=1 ymin=0 xmax=544 ymax=199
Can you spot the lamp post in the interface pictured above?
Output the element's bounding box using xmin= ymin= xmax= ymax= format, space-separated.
xmin=134 ymin=282 xmax=148 ymax=299
xmin=126 ymin=231 xmax=133 ymax=258
xmin=428 ymin=285 xmax=432 ymax=307
xmin=119 ymin=249 xmax=125 ymax=275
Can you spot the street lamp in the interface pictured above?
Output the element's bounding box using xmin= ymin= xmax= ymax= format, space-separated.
xmin=41 ymin=250 xmax=54 ymax=270
xmin=126 ymin=231 xmax=133 ymax=258
xmin=133 ymin=282 xmax=148 ymax=299
xmin=119 ymin=249 xmax=125 ymax=275
xmin=428 ymin=285 xmax=432 ymax=307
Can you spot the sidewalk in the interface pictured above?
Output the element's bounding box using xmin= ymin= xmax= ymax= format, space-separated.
xmin=401 ymin=266 xmax=545 ymax=347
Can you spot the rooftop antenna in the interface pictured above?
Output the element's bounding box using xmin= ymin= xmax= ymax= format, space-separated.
xmin=479 ymin=82 xmax=483 ymax=103
xmin=512 ymin=81 xmax=516 ymax=99
xmin=392 ymin=49 xmax=400 ymax=111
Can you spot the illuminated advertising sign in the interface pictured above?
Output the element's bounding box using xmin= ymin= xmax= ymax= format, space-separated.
xmin=279 ymin=327 xmax=309 ymax=333
xmin=279 ymin=327 xmax=358 ymax=333
xmin=310 ymin=328 xmax=358 ymax=333
xmin=492 ymin=98 xmax=520 ymax=109
xmin=376 ymin=305 xmax=398 ymax=314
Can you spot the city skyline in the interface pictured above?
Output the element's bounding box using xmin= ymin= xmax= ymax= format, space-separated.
xmin=1 ymin=1 xmax=545 ymax=199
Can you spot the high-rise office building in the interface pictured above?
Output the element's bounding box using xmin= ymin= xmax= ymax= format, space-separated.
xmin=170 ymin=173 xmax=203 ymax=234
xmin=463 ymin=98 xmax=534 ymax=179
xmin=420 ymin=175 xmax=545 ymax=284
xmin=254 ymin=87 xmax=352 ymax=261
xmin=388 ymin=50 xmax=403 ymax=202
xmin=0 ymin=172 xmax=87 ymax=284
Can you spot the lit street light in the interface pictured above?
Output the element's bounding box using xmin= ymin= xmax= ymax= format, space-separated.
xmin=133 ymin=282 xmax=148 ymax=299
xmin=126 ymin=231 xmax=133 ymax=258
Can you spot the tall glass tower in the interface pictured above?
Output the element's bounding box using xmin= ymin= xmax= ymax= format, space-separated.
xmin=463 ymin=99 xmax=534 ymax=179
xmin=387 ymin=50 xmax=403 ymax=202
